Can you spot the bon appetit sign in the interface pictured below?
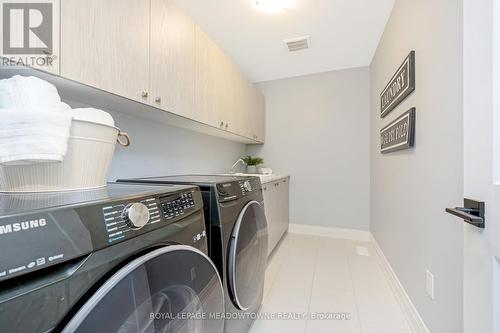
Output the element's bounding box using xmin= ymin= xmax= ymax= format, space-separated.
xmin=380 ymin=108 xmax=416 ymax=153
xmin=380 ymin=51 xmax=415 ymax=118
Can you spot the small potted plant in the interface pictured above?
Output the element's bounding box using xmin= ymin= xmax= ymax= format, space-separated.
xmin=242 ymin=155 xmax=264 ymax=174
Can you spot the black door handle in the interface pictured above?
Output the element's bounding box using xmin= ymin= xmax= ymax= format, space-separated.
xmin=445 ymin=198 xmax=485 ymax=228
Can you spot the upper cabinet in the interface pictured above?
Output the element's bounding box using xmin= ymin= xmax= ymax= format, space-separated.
xmin=150 ymin=0 xmax=195 ymax=117
xmin=60 ymin=0 xmax=150 ymax=103
xmin=59 ymin=0 xmax=264 ymax=143
xmin=194 ymin=27 xmax=231 ymax=129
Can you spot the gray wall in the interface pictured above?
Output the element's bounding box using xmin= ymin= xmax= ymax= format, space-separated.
xmin=248 ymin=67 xmax=370 ymax=230
xmin=369 ymin=0 xmax=463 ymax=332
xmin=107 ymin=111 xmax=246 ymax=180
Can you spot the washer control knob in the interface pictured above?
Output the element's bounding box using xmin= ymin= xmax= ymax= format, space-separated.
xmin=122 ymin=203 xmax=150 ymax=229
xmin=243 ymin=181 xmax=252 ymax=192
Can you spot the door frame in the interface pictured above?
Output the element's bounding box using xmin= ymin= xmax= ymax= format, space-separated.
xmin=463 ymin=0 xmax=497 ymax=331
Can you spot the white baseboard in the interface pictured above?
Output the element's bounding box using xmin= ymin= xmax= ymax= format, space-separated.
xmin=371 ymin=235 xmax=430 ymax=333
xmin=288 ymin=223 xmax=372 ymax=241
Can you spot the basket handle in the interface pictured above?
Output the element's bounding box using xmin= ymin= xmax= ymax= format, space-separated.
xmin=117 ymin=131 xmax=131 ymax=147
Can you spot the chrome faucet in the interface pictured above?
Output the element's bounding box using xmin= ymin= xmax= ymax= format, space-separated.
xmin=230 ymin=158 xmax=246 ymax=174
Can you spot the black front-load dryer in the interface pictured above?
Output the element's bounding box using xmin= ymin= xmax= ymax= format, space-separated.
xmin=0 ymin=183 xmax=225 ymax=333
xmin=118 ymin=175 xmax=268 ymax=333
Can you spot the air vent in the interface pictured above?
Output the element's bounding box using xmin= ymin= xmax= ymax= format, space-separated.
xmin=283 ymin=35 xmax=310 ymax=52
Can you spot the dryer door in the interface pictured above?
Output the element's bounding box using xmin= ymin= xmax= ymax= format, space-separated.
xmin=62 ymin=245 xmax=224 ymax=333
xmin=228 ymin=200 xmax=268 ymax=311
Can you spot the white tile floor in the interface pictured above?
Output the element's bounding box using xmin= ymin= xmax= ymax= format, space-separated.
xmin=249 ymin=233 xmax=412 ymax=333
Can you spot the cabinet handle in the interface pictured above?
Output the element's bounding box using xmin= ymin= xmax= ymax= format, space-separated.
xmin=225 ymin=123 xmax=229 ymax=129
xmin=263 ymin=187 xmax=267 ymax=191
xmin=155 ymin=97 xmax=161 ymax=103
xmin=220 ymin=121 xmax=224 ymax=128
xmin=141 ymin=91 xmax=149 ymax=98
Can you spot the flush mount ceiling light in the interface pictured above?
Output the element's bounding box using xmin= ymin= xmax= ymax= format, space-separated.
xmin=254 ymin=0 xmax=297 ymax=14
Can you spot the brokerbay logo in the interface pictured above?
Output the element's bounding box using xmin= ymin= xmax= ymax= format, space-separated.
xmin=1 ymin=0 xmax=59 ymax=68
xmin=0 ymin=218 xmax=47 ymax=235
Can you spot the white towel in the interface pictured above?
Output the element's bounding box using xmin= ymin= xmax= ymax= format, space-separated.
xmin=0 ymin=109 xmax=73 ymax=165
xmin=0 ymin=76 xmax=116 ymax=165
xmin=0 ymin=76 xmax=73 ymax=165
xmin=71 ymin=108 xmax=115 ymax=127
xmin=0 ymin=75 xmax=66 ymax=110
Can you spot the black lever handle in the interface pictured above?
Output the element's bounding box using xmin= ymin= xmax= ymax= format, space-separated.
xmin=445 ymin=207 xmax=482 ymax=222
xmin=445 ymin=198 xmax=485 ymax=228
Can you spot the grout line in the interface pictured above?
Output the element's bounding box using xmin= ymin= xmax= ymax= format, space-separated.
xmin=303 ymin=235 xmax=320 ymax=333
xmin=262 ymin=235 xmax=292 ymax=301
xmin=346 ymin=240 xmax=365 ymax=333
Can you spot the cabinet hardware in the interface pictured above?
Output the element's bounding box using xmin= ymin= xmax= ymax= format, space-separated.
xmin=220 ymin=121 xmax=224 ymax=128
xmin=155 ymin=97 xmax=161 ymax=103
xmin=141 ymin=91 xmax=149 ymax=98
xmin=225 ymin=123 xmax=229 ymax=129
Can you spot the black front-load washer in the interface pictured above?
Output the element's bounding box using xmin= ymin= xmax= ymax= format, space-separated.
xmin=118 ymin=175 xmax=268 ymax=333
xmin=0 ymin=183 xmax=225 ymax=333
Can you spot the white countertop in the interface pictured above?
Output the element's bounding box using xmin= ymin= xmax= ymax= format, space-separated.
xmin=219 ymin=173 xmax=289 ymax=184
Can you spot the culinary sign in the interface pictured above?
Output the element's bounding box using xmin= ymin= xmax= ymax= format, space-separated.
xmin=380 ymin=108 xmax=416 ymax=153
xmin=380 ymin=51 xmax=415 ymax=118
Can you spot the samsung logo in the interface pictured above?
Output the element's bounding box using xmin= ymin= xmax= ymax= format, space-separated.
xmin=0 ymin=218 xmax=47 ymax=235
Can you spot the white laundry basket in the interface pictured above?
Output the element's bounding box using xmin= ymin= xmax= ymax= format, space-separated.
xmin=0 ymin=119 xmax=130 ymax=192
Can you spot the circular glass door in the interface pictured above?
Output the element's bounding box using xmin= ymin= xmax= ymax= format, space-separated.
xmin=228 ymin=201 xmax=268 ymax=311
xmin=63 ymin=245 xmax=224 ymax=333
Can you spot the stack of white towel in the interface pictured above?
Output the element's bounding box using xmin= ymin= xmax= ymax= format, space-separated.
xmin=0 ymin=75 xmax=114 ymax=165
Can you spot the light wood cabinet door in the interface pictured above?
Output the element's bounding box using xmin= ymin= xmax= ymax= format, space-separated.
xmin=228 ymin=66 xmax=250 ymax=136
xmin=254 ymin=88 xmax=266 ymax=142
xmin=195 ymin=26 xmax=232 ymax=128
xmin=150 ymin=0 xmax=195 ymax=116
xmin=278 ymin=177 xmax=290 ymax=235
xmin=245 ymin=86 xmax=265 ymax=142
xmin=263 ymin=182 xmax=278 ymax=256
xmin=61 ymin=0 xmax=150 ymax=102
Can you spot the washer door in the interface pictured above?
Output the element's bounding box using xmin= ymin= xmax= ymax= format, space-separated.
xmin=228 ymin=200 xmax=268 ymax=311
xmin=62 ymin=245 xmax=224 ymax=333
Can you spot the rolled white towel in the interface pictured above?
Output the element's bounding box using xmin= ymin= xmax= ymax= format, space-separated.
xmin=0 ymin=75 xmax=66 ymax=110
xmin=71 ymin=108 xmax=115 ymax=127
xmin=0 ymin=109 xmax=73 ymax=165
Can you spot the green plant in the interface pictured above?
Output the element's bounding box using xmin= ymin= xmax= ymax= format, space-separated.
xmin=242 ymin=155 xmax=264 ymax=166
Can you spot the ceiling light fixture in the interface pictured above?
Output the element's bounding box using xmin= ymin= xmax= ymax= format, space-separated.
xmin=254 ymin=0 xmax=297 ymax=14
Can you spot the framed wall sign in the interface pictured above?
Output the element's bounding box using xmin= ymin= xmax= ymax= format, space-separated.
xmin=380 ymin=108 xmax=416 ymax=154
xmin=380 ymin=51 xmax=415 ymax=118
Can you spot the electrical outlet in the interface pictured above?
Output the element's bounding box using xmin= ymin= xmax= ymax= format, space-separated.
xmin=426 ymin=270 xmax=435 ymax=299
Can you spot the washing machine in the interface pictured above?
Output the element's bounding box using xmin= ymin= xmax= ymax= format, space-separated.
xmin=118 ymin=175 xmax=268 ymax=333
xmin=0 ymin=183 xmax=225 ymax=333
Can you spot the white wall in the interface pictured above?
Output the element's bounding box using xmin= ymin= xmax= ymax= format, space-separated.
xmin=369 ymin=0 xmax=463 ymax=332
xmin=107 ymin=111 xmax=246 ymax=181
xmin=248 ymin=67 xmax=370 ymax=230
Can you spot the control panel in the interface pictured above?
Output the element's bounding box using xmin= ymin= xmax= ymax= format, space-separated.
xmin=239 ymin=178 xmax=261 ymax=196
xmin=160 ymin=191 xmax=196 ymax=220
xmin=102 ymin=197 xmax=161 ymax=243
xmin=216 ymin=178 xmax=262 ymax=201
xmin=102 ymin=191 xmax=197 ymax=243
